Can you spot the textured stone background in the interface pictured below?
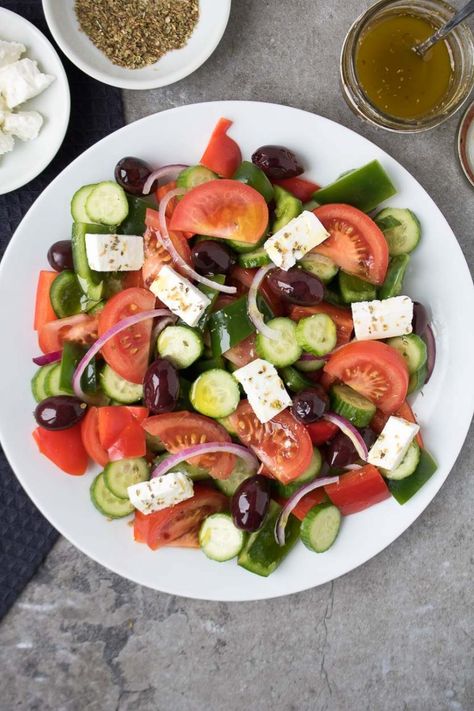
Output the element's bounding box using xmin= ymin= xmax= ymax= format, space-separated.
xmin=1 ymin=1 xmax=473 ymax=710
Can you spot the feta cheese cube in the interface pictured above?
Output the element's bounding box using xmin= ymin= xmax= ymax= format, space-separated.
xmin=367 ymin=416 xmax=420 ymax=471
xmin=3 ymin=110 xmax=43 ymax=141
xmin=0 ymin=129 xmax=14 ymax=156
xmin=85 ymin=233 xmax=144 ymax=272
xmin=127 ymin=472 xmax=194 ymax=515
xmin=264 ymin=210 xmax=329 ymax=271
xmin=0 ymin=58 xmax=54 ymax=109
xmin=150 ymin=265 xmax=211 ymax=327
xmin=0 ymin=96 xmax=9 ymax=127
xmin=352 ymin=296 xmax=413 ymax=341
xmin=0 ymin=40 xmax=25 ymax=69
xmin=233 ymin=358 xmax=292 ymax=423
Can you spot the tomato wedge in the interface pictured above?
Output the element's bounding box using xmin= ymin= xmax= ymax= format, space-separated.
xmin=306 ymin=420 xmax=339 ymax=446
xmin=33 ymin=424 xmax=88 ymax=476
xmin=324 ymin=464 xmax=390 ymax=515
xmin=223 ymin=334 xmax=257 ymax=367
xmin=98 ymin=287 xmax=155 ymax=384
xmin=371 ymin=401 xmax=424 ymax=448
xmin=81 ymin=407 xmax=109 ymax=467
xmin=273 ymin=176 xmax=320 ymax=202
xmin=325 ymin=340 xmax=409 ymax=414
xmin=290 ymin=302 xmax=354 ymax=346
xmin=167 ymin=530 xmax=200 ymax=548
xmin=169 ymin=180 xmax=268 ymax=244
xmin=98 ymin=406 xmax=148 ymax=460
xmin=38 ymin=313 xmax=98 ymax=354
xmin=143 ymin=411 xmax=235 ymax=479
xmin=156 ymin=181 xmax=178 ymax=217
xmin=34 ymin=271 xmax=57 ymax=331
xmin=143 ymin=209 xmax=193 ymax=286
xmin=133 ymin=484 xmax=228 ymax=550
xmin=200 ymin=117 xmax=242 ymax=178
xmin=227 ymin=400 xmax=313 ymax=484
xmin=312 ymin=204 xmax=389 ymax=285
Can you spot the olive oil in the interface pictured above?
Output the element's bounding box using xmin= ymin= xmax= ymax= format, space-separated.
xmin=355 ymin=14 xmax=454 ymax=120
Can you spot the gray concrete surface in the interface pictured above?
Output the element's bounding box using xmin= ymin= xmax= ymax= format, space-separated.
xmin=1 ymin=1 xmax=473 ymax=709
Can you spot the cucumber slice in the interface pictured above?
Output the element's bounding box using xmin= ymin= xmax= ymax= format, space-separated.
xmin=375 ymin=208 xmax=421 ymax=256
xmin=215 ymin=457 xmax=253 ymax=496
xmin=387 ymin=334 xmax=427 ymax=375
xmin=199 ymin=513 xmax=245 ymax=562
xmin=295 ymin=314 xmax=337 ymax=356
xmin=255 ymin=317 xmax=301 ymax=367
xmin=294 ymin=357 xmax=325 ymax=373
xmin=176 ymin=165 xmax=218 ymax=191
xmin=90 ymin=472 xmax=135 ymax=518
xmin=31 ymin=363 xmax=57 ymax=402
xmin=299 ymin=253 xmax=339 ymax=283
xmin=279 ymin=365 xmax=313 ymax=393
xmin=300 ymin=503 xmax=341 ymax=553
xmin=272 ymin=185 xmax=302 ymax=233
xmin=381 ymin=441 xmax=421 ymax=480
xmin=275 ymin=447 xmax=323 ymax=498
xmin=238 ymin=501 xmax=301 ymax=577
xmin=338 ymin=272 xmax=377 ymax=304
xmin=408 ymin=363 xmax=428 ymax=394
xmin=103 ymin=457 xmax=149 ymax=499
xmin=71 ymin=183 xmax=97 ymax=223
xmin=71 ymin=222 xmax=108 ymax=301
xmin=157 ymin=325 xmax=204 ymax=369
xmin=388 ymin=449 xmax=437 ymax=504
xmin=238 ymin=247 xmax=271 ymax=269
xmin=49 ymin=270 xmax=98 ymax=318
xmin=85 ymin=181 xmax=129 ymax=226
xmin=44 ymin=363 xmax=70 ymax=397
xmin=378 ymin=254 xmax=410 ymax=300
xmin=153 ymin=452 xmax=209 ymax=481
xmin=330 ymin=383 xmax=376 ymax=428
xmin=227 ymin=231 xmax=267 ymax=254
xmin=101 ymin=365 xmax=143 ymax=404
xmin=190 ymin=369 xmax=240 ymax=418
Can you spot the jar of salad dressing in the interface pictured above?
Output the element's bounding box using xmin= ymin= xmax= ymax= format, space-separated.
xmin=340 ymin=0 xmax=474 ymax=132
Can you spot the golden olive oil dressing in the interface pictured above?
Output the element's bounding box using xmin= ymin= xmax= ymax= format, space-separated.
xmin=355 ymin=14 xmax=454 ymax=120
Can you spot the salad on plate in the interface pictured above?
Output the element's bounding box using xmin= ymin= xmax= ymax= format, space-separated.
xmin=30 ymin=117 xmax=437 ymax=577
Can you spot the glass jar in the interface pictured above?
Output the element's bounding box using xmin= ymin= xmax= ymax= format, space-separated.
xmin=340 ymin=0 xmax=474 ymax=132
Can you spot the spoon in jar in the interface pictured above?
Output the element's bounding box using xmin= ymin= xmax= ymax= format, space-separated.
xmin=413 ymin=0 xmax=474 ymax=56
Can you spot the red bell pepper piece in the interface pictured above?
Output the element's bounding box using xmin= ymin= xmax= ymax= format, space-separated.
xmin=34 ymin=271 xmax=57 ymax=331
xmin=200 ymin=118 xmax=242 ymax=178
xmin=33 ymin=424 xmax=88 ymax=475
xmin=324 ymin=464 xmax=390 ymax=515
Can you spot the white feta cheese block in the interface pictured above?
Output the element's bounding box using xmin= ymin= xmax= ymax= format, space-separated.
xmin=3 ymin=110 xmax=43 ymax=141
xmin=0 ymin=58 xmax=54 ymax=109
xmin=233 ymin=357 xmax=292 ymax=423
xmin=0 ymin=129 xmax=14 ymax=156
xmin=0 ymin=95 xmax=10 ymax=126
xmin=85 ymin=233 xmax=144 ymax=272
xmin=352 ymin=296 xmax=413 ymax=341
xmin=150 ymin=264 xmax=211 ymax=327
xmin=128 ymin=472 xmax=194 ymax=515
xmin=264 ymin=210 xmax=329 ymax=271
xmin=0 ymin=40 xmax=25 ymax=68
xmin=367 ymin=416 xmax=420 ymax=471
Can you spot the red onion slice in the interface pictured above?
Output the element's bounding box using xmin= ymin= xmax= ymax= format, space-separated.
xmin=150 ymin=442 xmax=259 ymax=479
xmin=32 ymin=350 xmax=62 ymax=366
xmin=343 ymin=464 xmax=363 ymax=471
xmin=157 ymin=188 xmax=237 ymax=295
xmin=323 ymin=412 xmax=369 ymax=461
xmin=423 ymin=323 xmax=436 ymax=383
xmin=72 ymin=308 xmax=171 ymax=403
xmin=142 ymin=164 xmax=189 ymax=195
xmin=274 ymin=475 xmax=340 ymax=546
xmin=247 ymin=264 xmax=279 ymax=341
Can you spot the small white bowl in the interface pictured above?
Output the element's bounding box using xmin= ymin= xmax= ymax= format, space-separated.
xmin=42 ymin=0 xmax=231 ymax=90
xmin=0 ymin=8 xmax=70 ymax=195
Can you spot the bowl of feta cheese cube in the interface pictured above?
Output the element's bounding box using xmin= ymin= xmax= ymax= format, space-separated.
xmin=0 ymin=8 xmax=69 ymax=195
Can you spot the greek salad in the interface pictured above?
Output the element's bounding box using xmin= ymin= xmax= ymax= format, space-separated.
xmin=31 ymin=117 xmax=437 ymax=577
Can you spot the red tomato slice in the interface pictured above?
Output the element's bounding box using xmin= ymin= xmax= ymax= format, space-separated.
xmin=167 ymin=530 xmax=200 ymax=548
xmin=121 ymin=270 xmax=144 ymax=290
xmin=312 ymin=204 xmax=389 ymax=285
xmin=325 ymin=340 xmax=409 ymax=414
xmin=371 ymin=401 xmax=424 ymax=448
xmin=156 ymin=181 xmax=178 ymax=217
xmin=169 ymin=180 xmax=268 ymax=245
xmin=133 ymin=484 xmax=228 ymax=550
xmin=229 ymin=266 xmax=285 ymax=316
xmin=223 ymin=334 xmax=257 ymax=367
xmin=98 ymin=287 xmax=155 ymax=384
xmin=97 ymin=406 xmax=148 ymax=460
xmin=81 ymin=407 xmax=109 ymax=467
xmin=200 ymin=117 xmax=242 ymax=178
xmin=38 ymin=313 xmax=98 ymax=354
xmin=227 ymin=400 xmax=313 ymax=484
xmin=143 ymin=209 xmax=193 ymax=286
xmin=273 ymin=176 xmax=320 ymax=202
xmin=324 ymin=464 xmax=390 ymax=515
xmin=276 ymin=489 xmax=327 ymax=522
xmin=290 ymin=302 xmax=353 ymax=346
xmin=306 ymin=420 xmax=339 ymax=446
xmin=143 ymin=411 xmax=235 ymax=479
xmin=108 ymin=422 xmax=146 ymax=461
xmin=33 ymin=424 xmax=88 ymax=476
xmin=34 ymin=271 xmax=57 ymax=331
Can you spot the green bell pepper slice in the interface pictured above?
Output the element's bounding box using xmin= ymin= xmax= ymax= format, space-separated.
xmin=208 ymin=294 xmax=273 ymax=356
xmin=233 ymin=161 xmax=274 ymax=203
xmin=119 ymin=194 xmax=157 ymax=236
xmin=59 ymin=342 xmax=98 ymax=395
xmin=313 ymin=160 xmax=397 ymax=213
xmin=388 ymin=450 xmax=438 ymax=504
xmin=71 ymin=222 xmax=110 ymax=301
xmin=196 ymin=274 xmax=226 ymax=330
xmin=378 ymin=254 xmax=410 ymax=299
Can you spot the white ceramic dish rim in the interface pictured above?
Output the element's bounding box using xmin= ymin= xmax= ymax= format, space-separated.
xmin=0 ymin=101 xmax=473 ymax=601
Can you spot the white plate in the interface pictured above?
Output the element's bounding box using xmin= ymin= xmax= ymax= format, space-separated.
xmin=0 ymin=8 xmax=70 ymax=195
xmin=42 ymin=0 xmax=231 ymax=90
xmin=0 ymin=101 xmax=473 ymax=601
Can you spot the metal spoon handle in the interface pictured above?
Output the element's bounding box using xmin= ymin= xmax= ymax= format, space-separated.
xmin=414 ymin=0 xmax=474 ymax=55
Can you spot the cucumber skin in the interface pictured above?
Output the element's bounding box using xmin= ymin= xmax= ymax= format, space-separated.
xmin=389 ymin=450 xmax=437 ymax=504
xmin=90 ymin=473 xmax=135 ymax=519
xmin=71 ymin=183 xmax=97 ymax=223
xmin=238 ymin=248 xmax=271 ymax=269
xmin=375 ymin=208 xmax=421 ymax=256
xmin=387 ymin=334 xmax=427 ymax=375
xmin=71 ymin=222 xmax=108 ymax=301
xmin=199 ymin=513 xmax=245 ymax=562
xmin=330 ymin=383 xmax=376 ymax=428
xmin=31 ymin=363 xmax=56 ymax=402
xmin=381 ymin=442 xmax=420 ymax=480
xmin=338 ymin=272 xmax=377 ymax=304
xmin=300 ymin=503 xmax=341 ymax=553
xmin=272 ymin=185 xmax=302 ymax=233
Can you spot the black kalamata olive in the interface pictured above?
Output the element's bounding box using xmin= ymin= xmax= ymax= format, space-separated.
xmin=291 ymin=387 xmax=329 ymax=424
xmin=231 ymin=475 xmax=271 ymax=532
xmin=114 ymin=156 xmax=153 ymax=195
xmin=324 ymin=427 xmax=376 ymax=468
xmin=191 ymin=240 xmax=235 ymax=275
xmin=252 ymin=145 xmax=303 ymax=180
xmin=47 ymin=241 xmax=74 ymax=272
xmin=143 ymin=358 xmax=179 ymax=414
xmin=412 ymin=301 xmax=429 ymax=336
xmin=267 ymin=267 xmax=324 ymax=305
xmin=34 ymin=396 xmax=87 ymax=430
